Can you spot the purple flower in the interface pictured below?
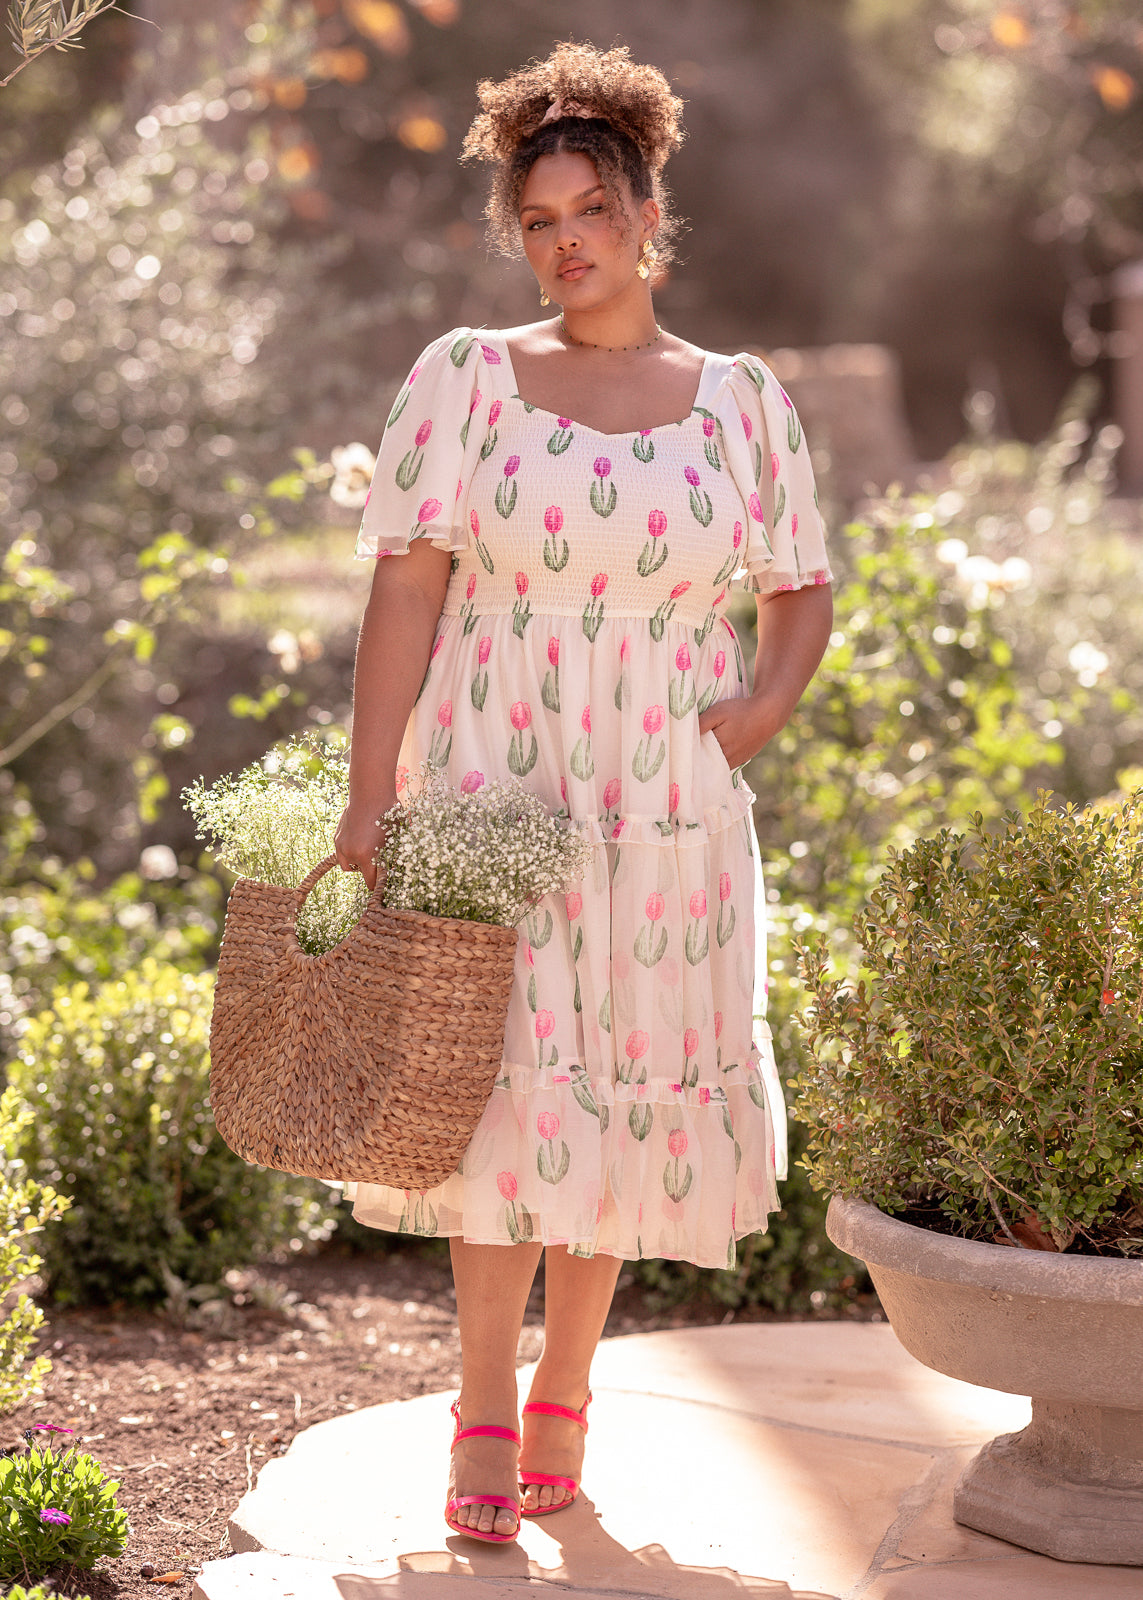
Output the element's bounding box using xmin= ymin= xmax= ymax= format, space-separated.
xmin=40 ymin=1508 xmax=72 ymax=1526
xmin=684 ymin=465 xmax=700 ymax=487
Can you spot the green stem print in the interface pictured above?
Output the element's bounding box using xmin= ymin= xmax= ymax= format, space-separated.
xmin=582 ymin=573 xmax=608 ymax=641
xmin=649 ymin=582 xmax=690 ymax=642
xmin=589 ymin=456 xmax=617 ymax=517
xmin=669 ymin=642 xmax=697 ymax=718
xmin=542 ymin=637 xmax=561 ymax=711
xmin=663 ymin=1130 xmax=694 ymax=1202
xmin=629 ymin=1101 xmax=654 ymax=1141
xmin=637 ymin=508 xmax=669 ymax=576
xmin=685 ymin=466 xmax=714 ymax=525
xmin=632 ymin=430 xmax=655 ymax=463
xmin=495 ymin=454 xmax=520 ymax=517
xmin=547 ymin=418 xmax=575 ymax=455
xmin=634 ymin=889 xmax=669 ymax=968
xmin=632 ymin=704 xmax=666 ymax=782
xmin=536 ymin=1113 xmax=571 ymax=1184
xmin=507 ymin=702 xmax=538 ymax=776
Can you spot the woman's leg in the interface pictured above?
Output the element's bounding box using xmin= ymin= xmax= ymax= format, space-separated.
xmin=448 ymin=1237 xmax=543 ymax=1537
xmin=519 ymin=1247 xmax=623 ymax=1513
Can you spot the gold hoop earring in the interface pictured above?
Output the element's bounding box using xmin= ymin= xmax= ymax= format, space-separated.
xmin=539 ymin=287 xmax=550 ymax=306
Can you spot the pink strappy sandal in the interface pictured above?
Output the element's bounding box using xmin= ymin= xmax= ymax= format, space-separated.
xmin=518 ymin=1392 xmax=592 ymax=1518
xmin=444 ymin=1399 xmax=521 ymax=1544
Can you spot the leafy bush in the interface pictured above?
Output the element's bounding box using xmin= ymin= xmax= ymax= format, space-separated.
xmin=5 ymin=961 xmax=339 ymax=1304
xmin=795 ymin=788 xmax=1143 ymax=1254
xmin=0 ymin=1434 xmax=126 ymax=1587
xmin=0 ymin=1094 xmax=68 ymax=1410
xmin=2 ymin=1586 xmax=91 ymax=1600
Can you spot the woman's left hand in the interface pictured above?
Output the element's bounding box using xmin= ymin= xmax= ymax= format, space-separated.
xmin=697 ymin=696 xmax=777 ymax=771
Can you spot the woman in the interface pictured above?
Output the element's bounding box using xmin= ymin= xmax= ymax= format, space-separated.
xmin=335 ymin=43 xmax=833 ymax=1544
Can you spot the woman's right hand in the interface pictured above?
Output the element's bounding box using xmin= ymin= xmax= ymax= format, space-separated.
xmin=333 ymin=794 xmax=395 ymax=892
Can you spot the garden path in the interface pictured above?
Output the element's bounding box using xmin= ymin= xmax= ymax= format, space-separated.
xmin=192 ymin=1321 xmax=1136 ymax=1600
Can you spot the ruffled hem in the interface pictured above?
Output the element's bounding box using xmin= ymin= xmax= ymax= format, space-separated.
xmin=343 ymin=1024 xmax=785 ymax=1270
xmin=738 ymin=562 xmax=834 ymax=596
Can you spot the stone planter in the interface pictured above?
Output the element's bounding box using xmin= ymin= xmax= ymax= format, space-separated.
xmin=826 ymin=1195 xmax=1143 ymax=1565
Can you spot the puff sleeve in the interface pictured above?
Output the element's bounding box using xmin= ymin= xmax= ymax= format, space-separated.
xmin=716 ymin=353 xmax=832 ymax=594
xmin=355 ymin=327 xmax=493 ymax=558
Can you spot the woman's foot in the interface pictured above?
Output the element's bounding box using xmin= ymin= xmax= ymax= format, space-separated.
xmin=518 ymin=1389 xmax=590 ymax=1516
xmin=445 ymin=1402 xmax=521 ymax=1541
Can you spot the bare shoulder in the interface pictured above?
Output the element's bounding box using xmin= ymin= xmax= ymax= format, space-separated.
xmin=490 ymin=319 xmax=563 ymax=357
xmin=656 ymin=332 xmax=707 ymax=378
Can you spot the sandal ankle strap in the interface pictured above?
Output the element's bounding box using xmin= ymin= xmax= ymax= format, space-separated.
xmin=522 ymin=1394 xmax=591 ymax=1431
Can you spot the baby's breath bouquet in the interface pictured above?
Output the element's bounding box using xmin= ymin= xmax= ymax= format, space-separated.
xmin=184 ymin=736 xmax=366 ymax=956
xmin=185 ymin=742 xmax=587 ymax=955
xmin=381 ymin=766 xmax=590 ymax=926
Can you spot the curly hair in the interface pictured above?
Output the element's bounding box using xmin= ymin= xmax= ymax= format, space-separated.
xmin=461 ymin=42 xmax=685 ymax=264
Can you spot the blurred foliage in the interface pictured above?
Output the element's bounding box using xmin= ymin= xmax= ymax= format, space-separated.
xmin=848 ymin=0 xmax=1143 ymax=361
xmin=6 ymin=961 xmax=340 ymax=1305
xmin=0 ymin=1091 xmax=68 ymax=1410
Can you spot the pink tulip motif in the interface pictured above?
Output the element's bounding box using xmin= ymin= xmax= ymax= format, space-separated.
xmin=602 ymin=777 xmax=622 ymax=820
xmin=669 ymin=781 xmax=680 ymax=816
xmin=638 ymin=508 xmax=670 ymax=576
xmin=512 ymin=569 xmax=532 ymax=638
xmin=542 ymin=633 xmax=561 ymax=713
xmin=570 ymin=701 xmax=594 ymax=782
xmin=543 ymin=503 xmax=570 ymax=571
xmin=633 ymin=703 xmax=666 ymax=784
xmin=714 ymin=650 xmax=726 ymax=679
xmin=410 ymin=496 xmax=442 ymax=541
xmin=633 ymin=426 xmax=655 ymax=463
xmin=495 ymin=455 xmax=520 ymax=519
xmin=663 ymin=1126 xmax=693 ymax=1203
xmin=460 ymin=770 xmax=484 ymax=793
xmin=685 ymin=883 xmax=709 ymax=970
xmin=684 ymin=464 xmax=713 ymax=526
xmin=701 ymin=412 xmax=721 ymax=471
xmin=395 ymin=416 xmax=432 ymax=491
xmin=536 ymin=1109 xmax=570 ymax=1185
xmin=535 ymin=1009 xmax=558 ymax=1071
xmin=495 ymin=1167 xmax=530 ymax=1240
xmin=547 ymin=415 xmax=575 ymax=456
xmin=713 ymin=518 xmax=746 ymax=587
xmin=590 ymin=456 xmax=617 ymax=519
xmin=480 ymin=343 xmax=502 ymax=365
xmin=458 ymin=571 xmax=479 ymax=637
xmin=565 ymin=891 xmax=582 ymax=921
xmin=480 ymin=398 xmax=502 ymax=465
xmin=582 ymin=572 xmax=608 ymax=642
xmin=428 ymin=698 xmax=452 ymax=766
xmin=635 ymin=889 xmax=668 ymax=969
xmin=670 ymin=639 xmax=696 ymax=720
xmin=650 ymin=580 xmax=693 ymax=642
xmin=771 ymin=451 xmax=780 ymax=482
xmin=716 ymin=870 xmax=736 ymax=948
xmin=620 ymin=1028 xmax=651 ymax=1092
xmin=507 ymin=700 xmax=538 ymax=777
xmin=497 ymin=1171 xmax=517 ymax=1201
xmin=470 ymin=634 xmax=492 ymax=711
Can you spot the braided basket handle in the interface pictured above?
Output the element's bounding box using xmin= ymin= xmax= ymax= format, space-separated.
xmin=293 ymin=854 xmax=347 ymax=912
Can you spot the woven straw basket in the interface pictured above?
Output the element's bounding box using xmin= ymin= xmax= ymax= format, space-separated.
xmin=209 ymin=855 xmax=519 ymax=1190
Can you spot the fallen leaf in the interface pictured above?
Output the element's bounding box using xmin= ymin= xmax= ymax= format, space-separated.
xmin=148 ymin=1573 xmax=186 ymax=1585
xmin=1010 ymin=1218 xmax=1059 ymax=1252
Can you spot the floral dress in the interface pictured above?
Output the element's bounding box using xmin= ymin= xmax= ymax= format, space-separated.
xmin=348 ymin=326 xmax=831 ymax=1269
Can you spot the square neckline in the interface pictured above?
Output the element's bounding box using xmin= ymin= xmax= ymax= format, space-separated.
xmin=486 ymin=331 xmax=713 ymax=439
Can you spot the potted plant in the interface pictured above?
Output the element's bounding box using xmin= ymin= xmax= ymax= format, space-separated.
xmin=795 ymin=785 xmax=1143 ymax=1565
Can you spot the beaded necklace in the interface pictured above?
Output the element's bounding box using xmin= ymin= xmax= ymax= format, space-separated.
xmin=558 ymin=314 xmax=663 ymax=354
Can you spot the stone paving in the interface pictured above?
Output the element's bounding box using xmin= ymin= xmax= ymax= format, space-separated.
xmin=193 ymin=1322 xmax=1140 ymax=1600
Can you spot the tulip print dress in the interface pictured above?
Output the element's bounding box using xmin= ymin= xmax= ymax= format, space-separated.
xmin=348 ymin=326 xmax=831 ymax=1268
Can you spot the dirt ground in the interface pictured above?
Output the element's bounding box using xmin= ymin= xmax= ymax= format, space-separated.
xmin=5 ymin=1245 xmax=878 ymax=1597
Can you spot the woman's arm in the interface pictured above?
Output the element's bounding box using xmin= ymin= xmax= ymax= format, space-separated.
xmin=698 ymin=584 xmax=834 ymax=769
xmin=334 ymin=542 xmax=452 ymax=888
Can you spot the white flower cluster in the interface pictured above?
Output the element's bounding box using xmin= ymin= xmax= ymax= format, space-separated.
xmin=183 ymin=738 xmax=366 ymax=956
xmin=380 ymin=767 xmax=589 ymax=928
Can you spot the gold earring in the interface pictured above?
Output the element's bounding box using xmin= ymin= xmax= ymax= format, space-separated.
xmin=636 ymin=239 xmax=655 ymax=280
xmin=539 ymin=286 xmax=550 ymax=306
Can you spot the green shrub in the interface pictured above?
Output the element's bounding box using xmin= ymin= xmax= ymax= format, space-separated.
xmin=5 ymin=961 xmax=339 ymax=1304
xmin=2 ymin=1587 xmax=91 ymax=1600
xmin=795 ymin=788 xmax=1143 ymax=1253
xmin=0 ymin=1436 xmax=126 ymax=1587
xmin=0 ymin=1094 xmax=68 ymax=1409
